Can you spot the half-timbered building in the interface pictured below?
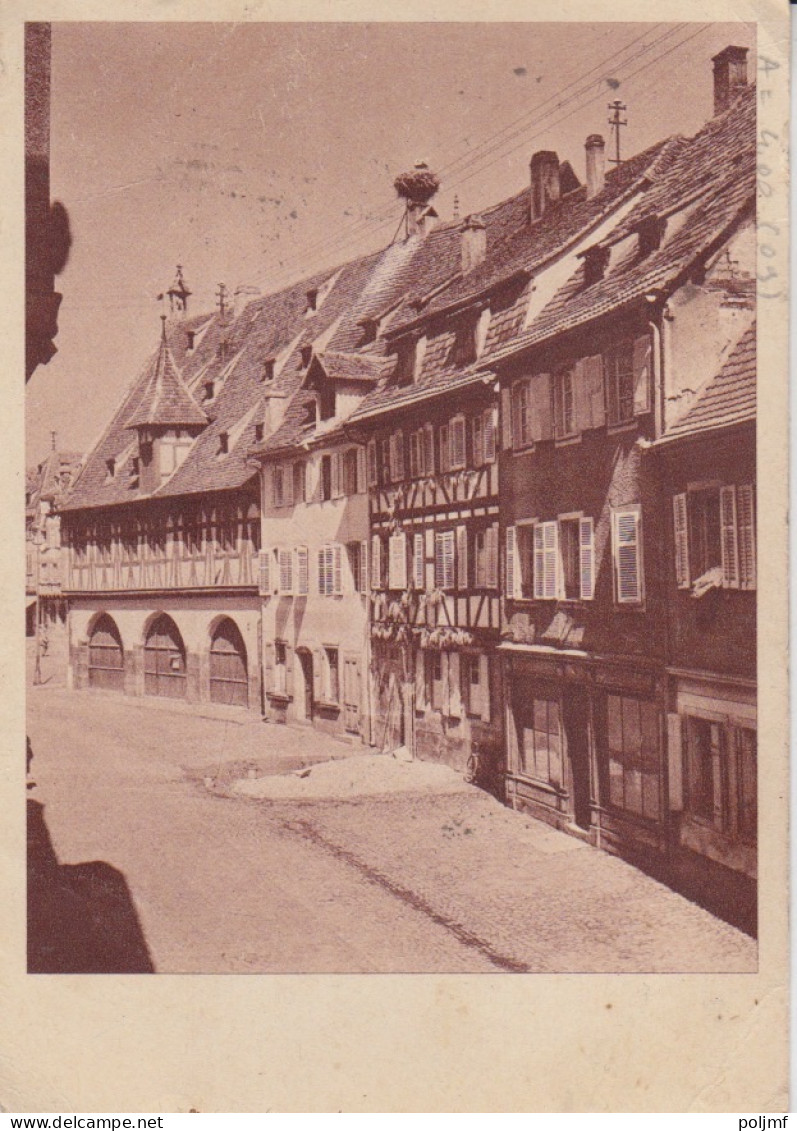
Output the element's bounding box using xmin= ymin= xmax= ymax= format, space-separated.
xmin=491 ymin=52 xmax=755 ymax=897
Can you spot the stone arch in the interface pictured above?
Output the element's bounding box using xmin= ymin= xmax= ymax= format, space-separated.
xmin=87 ymin=612 xmax=125 ymax=692
xmin=143 ymin=612 xmax=187 ymax=699
xmin=208 ymin=616 xmax=249 ymax=707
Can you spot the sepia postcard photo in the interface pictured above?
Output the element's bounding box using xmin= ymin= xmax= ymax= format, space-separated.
xmin=6 ymin=0 xmax=790 ymax=1113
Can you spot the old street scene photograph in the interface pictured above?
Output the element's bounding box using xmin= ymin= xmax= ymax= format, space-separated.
xmin=26 ymin=22 xmax=758 ymax=974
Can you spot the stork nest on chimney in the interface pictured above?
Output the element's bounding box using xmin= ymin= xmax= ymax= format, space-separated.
xmin=393 ymin=169 xmax=440 ymax=204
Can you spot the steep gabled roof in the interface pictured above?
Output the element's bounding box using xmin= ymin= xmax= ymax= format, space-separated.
xmin=657 ymin=321 xmax=756 ymax=443
xmin=125 ymin=319 xmax=208 ymax=430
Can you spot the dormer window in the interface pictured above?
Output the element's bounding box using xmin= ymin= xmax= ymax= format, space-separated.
xmin=638 ymin=214 xmax=666 ymax=257
xmin=305 ymin=288 xmax=318 ymax=313
xmin=217 ymin=340 xmax=230 ymax=361
xmin=255 ymin=423 xmax=265 ymax=443
xmin=360 ymin=319 xmax=378 ymax=346
xmin=218 ymin=432 xmax=229 ymax=455
xmin=300 ymin=345 xmax=313 ymax=368
xmin=394 ymin=339 xmax=417 ymax=386
xmin=262 ymin=358 xmax=275 ymax=383
xmin=583 ymin=246 xmax=611 ymax=287
xmin=105 ymin=458 xmax=116 ymax=481
xmin=130 ymin=457 xmax=140 ymax=487
xmin=186 ymin=330 xmax=196 ymax=351
xmin=453 ymin=314 xmax=477 ymax=367
xmin=203 ymin=381 xmax=215 ymax=402
xmin=317 ymin=384 xmax=336 ymax=421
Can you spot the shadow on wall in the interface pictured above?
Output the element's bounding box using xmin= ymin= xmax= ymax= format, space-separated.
xmin=27 ymin=790 xmax=154 ymax=974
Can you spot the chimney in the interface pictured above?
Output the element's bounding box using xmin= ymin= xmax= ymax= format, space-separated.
xmin=529 ymin=151 xmax=560 ymax=222
xmin=460 ymin=214 xmax=486 ymax=274
xmin=712 ymin=46 xmax=748 ymax=116
xmin=585 ymin=134 xmax=606 ymax=199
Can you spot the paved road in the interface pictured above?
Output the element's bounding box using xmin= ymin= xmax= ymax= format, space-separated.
xmin=26 ymin=685 xmax=756 ymax=974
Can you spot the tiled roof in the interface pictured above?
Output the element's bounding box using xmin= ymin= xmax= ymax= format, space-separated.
xmin=487 ymin=86 xmax=755 ymax=365
xmin=311 ymin=350 xmax=389 ymax=383
xmin=658 ymin=321 xmax=756 ymax=442
xmin=125 ymin=322 xmax=208 ymax=429
xmin=26 ymin=450 xmax=82 ymax=517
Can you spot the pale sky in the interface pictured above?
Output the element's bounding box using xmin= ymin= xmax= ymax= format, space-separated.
xmin=25 ymin=20 xmax=755 ymax=465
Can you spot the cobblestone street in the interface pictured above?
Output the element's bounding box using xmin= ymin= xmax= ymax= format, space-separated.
xmin=27 ymin=685 xmax=756 ymax=974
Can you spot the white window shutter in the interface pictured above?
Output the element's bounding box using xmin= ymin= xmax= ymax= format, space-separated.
xmin=472 ymin=415 xmax=484 ymax=467
xmin=584 ymin=354 xmax=607 ymax=429
xmin=360 ymin=540 xmax=369 ymax=593
xmin=389 ymin=532 xmax=407 ymax=590
xmin=434 ymin=532 xmax=444 ymax=589
xmin=632 ymin=334 xmax=653 ymax=415
xmin=317 ymin=547 xmax=326 ymax=595
xmin=443 ymin=531 xmax=455 ymax=590
xmin=456 ymin=525 xmax=468 ymax=590
xmin=447 ymin=652 xmax=462 ymax=719
xmin=296 ymin=546 xmax=309 ymax=595
xmin=579 ymin=517 xmax=595 ymax=600
xmin=331 ymin=452 xmax=342 ymax=498
xmin=672 ymin=493 xmax=690 ymax=588
xmin=284 ymin=464 xmax=294 ymax=507
xmin=613 ymin=508 xmax=642 ymax=604
xmin=542 ymin=520 xmax=559 ymax=599
xmin=279 ymin=548 xmax=293 ymax=595
xmin=483 ymin=408 xmax=497 ymax=462
xmin=486 ymin=524 xmax=499 ymax=588
xmin=371 ymin=534 xmax=382 ymax=589
xmin=479 ymin=653 xmax=491 ymax=722
xmin=367 ymin=440 xmax=378 ymax=487
xmin=333 ymin=543 xmax=343 ymax=595
xmin=450 ymin=417 xmax=466 ymax=469
xmin=413 ymin=533 xmax=424 ymax=589
xmin=534 ymin=523 xmax=546 ymax=599
xmin=736 ymin=483 xmax=756 ymax=589
xmin=356 ymin=447 xmax=367 ymax=493
xmin=720 ymin=485 xmax=739 ymax=588
xmin=423 ymin=424 xmax=435 ymax=475
xmin=506 ymin=525 xmax=519 ymax=599
xmin=258 ymin=548 xmax=271 ymax=595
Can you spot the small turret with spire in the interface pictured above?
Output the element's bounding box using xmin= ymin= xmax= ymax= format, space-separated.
xmin=166 ymin=265 xmax=191 ymax=319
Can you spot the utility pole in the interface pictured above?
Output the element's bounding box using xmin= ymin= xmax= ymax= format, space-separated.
xmin=608 ymin=99 xmax=627 ymax=166
xmin=215 ymin=282 xmax=228 ymax=320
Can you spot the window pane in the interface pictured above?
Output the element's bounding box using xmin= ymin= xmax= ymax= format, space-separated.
xmin=607 ymin=695 xmax=623 ymax=754
xmin=640 ymin=701 xmax=660 ymax=772
xmin=642 ymin=771 xmax=660 ymax=820
xmin=688 ymin=718 xmax=714 ymax=821
xmin=624 ymin=768 xmax=643 ymax=815
xmin=609 ymin=759 xmax=624 ymax=807
xmin=622 ymin=697 xmax=642 ymax=765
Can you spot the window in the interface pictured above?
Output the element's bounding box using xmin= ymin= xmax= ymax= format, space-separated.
xmin=274 ymin=641 xmax=287 ymax=694
xmin=462 ymin=653 xmax=490 ymax=720
xmin=389 ymin=431 xmax=405 ymax=482
xmin=583 ymin=246 xmax=610 ymax=287
xmin=427 ymin=652 xmax=444 ymax=710
xmin=520 ymin=696 xmax=562 ymax=786
xmin=449 ymin=416 xmax=466 ymax=470
xmin=553 ymin=368 xmax=575 ymax=438
xmin=423 ymin=424 xmax=435 ymax=475
xmin=434 ymin=530 xmax=455 ymax=591
xmin=254 ymin=423 xmax=264 ymax=443
xmin=456 ymin=525 xmax=468 ymax=589
xmin=306 ymin=288 xmax=318 ymax=313
xmin=607 ymin=695 xmax=661 ymax=820
xmin=511 ymin=379 xmax=533 ymax=448
xmin=317 ymin=544 xmax=343 ymax=596
xmin=262 ymin=358 xmax=275 ymax=383
xmin=412 ymin=533 xmax=425 ymax=589
xmin=367 ymin=440 xmax=378 ymax=488
xmin=186 ymin=330 xmax=196 ymax=351
xmin=318 ymin=383 xmax=335 ymax=421
xmin=471 ymin=408 xmax=496 ymax=467
xmin=438 ymin=424 xmax=450 ymax=473
xmin=292 ymin=461 xmax=306 ymax=503
xmin=324 ymin=647 xmax=339 ymax=703
xmin=371 ymin=534 xmax=384 ymax=589
xmin=295 ymin=546 xmax=309 ymax=595
xmin=342 ymin=448 xmax=359 ymax=495
xmin=735 ymin=726 xmax=757 ymax=844
xmin=273 ymin=466 xmax=285 ymax=508
xmin=683 ymin=717 xmax=756 ymax=844
xmin=388 ymin=532 xmax=407 ymax=590
xmin=532 ymin=521 xmax=558 ymax=600
xmin=203 ymin=381 xmax=215 ymax=402
xmin=395 ymin=340 xmax=417 ymax=386
xmin=379 ymin=438 xmax=391 ymax=486
xmin=611 ymin=506 xmax=643 ymax=604
xmin=673 ymin=485 xmax=755 ymax=590
xmin=321 ymin=455 xmax=332 ymax=501
xmin=409 ymin=430 xmax=422 ymax=479
xmin=105 ymin=458 xmax=116 ymax=480
xmin=558 ymin=518 xmax=580 ymax=599
xmin=453 ymin=316 xmax=477 ymax=366
xmin=218 ymin=432 xmax=229 ymax=455
xmin=347 ymin=542 xmax=365 ymax=593
xmin=473 ymin=524 xmax=498 ymax=589
xmin=604 ymin=344 xmax=633 ymax=425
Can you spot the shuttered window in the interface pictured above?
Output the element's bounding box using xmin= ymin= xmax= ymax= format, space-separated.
xmin=719 ymin=485 xmax=739 ymax=588
xmin=333 ymin=543 xmax=343 ymax=595
xmin=409 ymin=431 xmax=421 ymax=479
xmin=434 ymin=531 xmax=455 ymax=590
xmin=413 ymin=533 xmax=425 ymax=589
xmin=677 ymin=485 xmax=755 ymax=591
xmin=295 ymin=546 xmax=309 ymax=595
xmin=486 ymin=523 xmax=499 ymax=588
xmin=359 ymin=540 xmax=369 ymax=593
xmin=672 ymin=493 xmax=690 ymax=588
xmin=505 ymin=525 xmax=520 ymax=598
xmin=511 ymin=380 xmax=532 ymax=449
xmin=389 ymin=431 xmax=405 ymax=482
xmin=605 ymin=342 xmax=635 ymax=425
xmin=483 ymin=408 xmax=497 ymax=462
xmin=736 ymin=484 xmax=756 ymax=589
xmin=423 ymin=424 xmax=435 ymax=475
xmin=371 ymin=534 xmax=383 ymax=590
xmin=553 ymin=368 xmax=575 ymax=438
xmin=388 ymin=532 xmax=407 ymax=590
xmin=258 ymin=548 xmax=272 ymax=596
xmin=579 ymin=517 xmax=595 ymax=600
xmin=456 ymin=525 xmax=468 ymax=589
xmin=449 ymin=415 xmax=466 ymax=470
xmin=272 ymin=466 xmax=285 ymax=508
xmin=612 ymin=506 xmax=643 ymax=604
xmin=438 ymin=424 xmax=450 ymax=472
xmin=366 ymin=440 xmax=378 ymax=487
xmin=472 ymin=414 xmax=484 ymax=467
xmin=632 ymin=334 xmax=653 ymax=415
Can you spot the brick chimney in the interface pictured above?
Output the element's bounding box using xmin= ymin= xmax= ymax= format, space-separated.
xmin=585 ymin=134 xmax=606 ymax=199
xmin=712 ymin=46 xmax=748 ymax=116
xmin=460 ymin=214 xmax=486 ymax=274
xmin=530 ymin=151 xmax=560 ymax=222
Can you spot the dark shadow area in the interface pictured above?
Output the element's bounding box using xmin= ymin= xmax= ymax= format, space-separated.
xmin=27 ymin=797 xmax=155 ymax=973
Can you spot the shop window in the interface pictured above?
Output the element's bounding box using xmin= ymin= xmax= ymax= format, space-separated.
xmin=684 ymin=717 xmax=756 ymax=844
xmin=520 ymin=696 xmax=562 ymax=786
xmin=607 ymin=695 xmax=660 ymax=820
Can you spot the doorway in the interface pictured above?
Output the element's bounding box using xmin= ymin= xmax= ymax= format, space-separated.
xmin=563 ymin=688 xmax=592 ymax=830
xmin=298 ymin=649 xmax=313 ymax=721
